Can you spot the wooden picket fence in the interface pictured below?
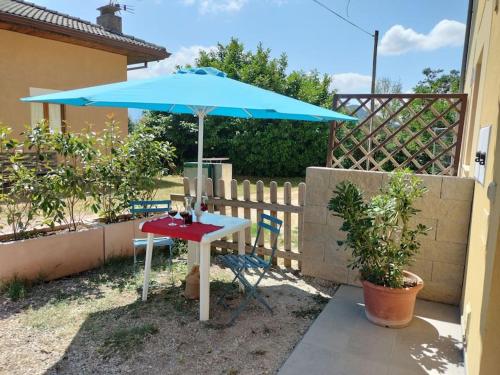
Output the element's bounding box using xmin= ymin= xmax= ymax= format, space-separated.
xmin=171 ymin=177 xmax=306 ymax=269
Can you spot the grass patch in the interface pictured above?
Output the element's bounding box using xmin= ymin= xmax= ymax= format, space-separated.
xmin=2 ymin=276 xmax=29 ymax=301
xmin=100 ymin=323 xmax=159 ymax=357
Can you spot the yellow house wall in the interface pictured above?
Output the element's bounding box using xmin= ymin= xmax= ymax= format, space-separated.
xmin=460 ymin=1 xmax=500 ymax=374
xmin=0 ymin=29 xmax=128 ymax=136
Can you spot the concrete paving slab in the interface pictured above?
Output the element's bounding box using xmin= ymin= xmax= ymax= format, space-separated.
xmin=279 ymin=285 xmax=464 ymax=375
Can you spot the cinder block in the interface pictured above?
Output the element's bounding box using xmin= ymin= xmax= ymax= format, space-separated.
xmin=409 ymin=217 xmax=438 ymax=240
xmin=414 ymin=174 xmax=443 ymax=198
xmin=347 ymin=268 xmax=362 ymax=287
xmin=301 ymin=240 xmax=325 ymax=261
xmin=301 ymin=260 xmax=348 ymax=283
xmin=415 ymin=198 xmax=472 ymax=221
xmin=436 ymin=218 xmax=470 ymax=244
xmin=406 ymin=258 xmax=433 ymax=281
xmin=304 ymin=205 xmax=328 ymax=225
xmin=418 ymin=280 xmax=462 ymax=305
xmin=330 ymin=169 xmax=384 ymax=192
xmin=306 ymin=167 xmax=333 ymax=206
xmin=419 ymin=239 xmax=467 ymax=265
xmin=324 ymin=241 xmax=351 ymax=266
xmin=431 ymin=261 xmax=465 ymax=285
xmin=441 ymin=176 xmax=474 ymax=201
xmin=303 ymin=222 xmax=330 ymax=243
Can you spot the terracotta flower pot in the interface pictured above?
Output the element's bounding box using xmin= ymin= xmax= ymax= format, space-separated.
xmin=361 ymin=271 xmax=424 ymax=328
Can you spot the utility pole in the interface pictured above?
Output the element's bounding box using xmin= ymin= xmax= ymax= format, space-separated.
xmin=371 ymin=30 xmax=379 ymax=95
xmin=311 ymin=1 xmax=379 ymax=168
xmin=367 ymin=30 xmax=379 ymax=170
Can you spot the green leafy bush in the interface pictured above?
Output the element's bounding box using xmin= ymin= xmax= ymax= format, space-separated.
xmin=1 ymin=123 xmax=53 ymax=239
xmin=51 ymin=128 xmax=97 ymax=231
xmin=328 ymin=170 xmax=429 ymax=288
xmin=1 ymin=118 xmax=175 ymax=236
xmin=89 ymin=118 xmax=175 ymax=223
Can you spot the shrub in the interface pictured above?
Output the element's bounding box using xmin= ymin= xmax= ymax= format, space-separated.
xmin=1 ymin=117 xmax=176 ymax=235
xmin=328 ymin=169 xmax=429 ymax=288
xmin=1 ymin=123 xmax=53 ymax=239
xmin=89 ymin=117 xmax=175 ymax=224
xmin=121 ymin=123 xmax=175 ymax=202
xmin=51 ymin=129 xmax=97 ymax=231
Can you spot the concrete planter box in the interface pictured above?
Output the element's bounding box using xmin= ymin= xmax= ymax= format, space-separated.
xmin=102 ymin=220 xmax=135 ymax=260
xmin=101 ymin=216 xmax=159 ymax=260
xmin=0 ymin=226 xmax=104 ymax=282
xmin=0 ymin=215 xmax=167 ymax=283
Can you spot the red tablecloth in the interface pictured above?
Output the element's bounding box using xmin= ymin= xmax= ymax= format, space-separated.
xmin=141 ymin=217 xmax=223 ymax=242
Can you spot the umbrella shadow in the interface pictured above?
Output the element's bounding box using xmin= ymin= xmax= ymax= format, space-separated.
xmin=43 ymin=279 xmax=333 ymax=375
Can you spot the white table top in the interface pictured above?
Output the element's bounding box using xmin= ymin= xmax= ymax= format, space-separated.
xmin=196 ymin=213 xmax=251 ymax=244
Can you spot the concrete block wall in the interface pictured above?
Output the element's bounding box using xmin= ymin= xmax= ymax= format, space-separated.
xmin=302 ymin=167 xmax=474 ymax=305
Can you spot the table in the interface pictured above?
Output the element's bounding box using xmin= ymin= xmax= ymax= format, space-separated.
xmin=140 ymin=213 xmax=251 ymax=321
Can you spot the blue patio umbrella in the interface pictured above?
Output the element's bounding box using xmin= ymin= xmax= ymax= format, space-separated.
xmin=22 ymin=67 xmax=356 ymax=208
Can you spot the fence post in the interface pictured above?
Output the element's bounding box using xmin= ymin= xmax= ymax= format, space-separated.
xmin=230 ymin=179 xmax=238 ymax=246
xmin=283 ymin=182 xmax=292 ymax=268
xmin=256 ymin=180 xmax=264 ymax=256
xmin=298 ymin=182 xmax=306 ymax=270
xmin=218 ymin=179 xmax=226 ymax=242
xmin=183 ymin=177 xmax=190 ymax=196
xmin=206 ymin=178 xmax=214 ymax=213
xmin=270 ymin=181 xmax=278 ymax=266
xmin=243 ymin=180 xmax=251 ymax=247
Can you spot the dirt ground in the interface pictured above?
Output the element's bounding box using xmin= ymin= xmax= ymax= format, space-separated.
xmin=0 ymin=250 xmax=337 ymax=375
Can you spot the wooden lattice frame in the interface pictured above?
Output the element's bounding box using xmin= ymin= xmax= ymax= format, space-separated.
xmin=325 ymin=93 xmax=467 ymax=176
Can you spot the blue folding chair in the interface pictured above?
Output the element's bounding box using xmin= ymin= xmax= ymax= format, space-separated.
xmin=217 ymin=213 xmax=283 ymax=324
xmin=130 ymin=200 xmax=174 ymax=267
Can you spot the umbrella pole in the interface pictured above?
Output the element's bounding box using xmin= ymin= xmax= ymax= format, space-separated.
xmin=196 ymin=113 xmax=204 ymax=209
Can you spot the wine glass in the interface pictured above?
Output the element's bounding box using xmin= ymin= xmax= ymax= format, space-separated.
xmin=179 ymin=201 xmax=189 ymax=228
xmin=168 ymin=205 xmax=178 ymax=226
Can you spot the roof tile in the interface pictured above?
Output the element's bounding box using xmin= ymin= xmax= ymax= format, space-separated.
xmin=0 ymin=0 xmax=166 ymax=54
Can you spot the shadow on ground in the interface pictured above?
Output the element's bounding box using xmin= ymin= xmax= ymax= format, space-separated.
xmin=44 ymin=273 xmax=331 ymax=375
xmin=0 ymin=248 xmax=174 ymax=320
xmin=279 ymin=286 xmax=464 ymax=375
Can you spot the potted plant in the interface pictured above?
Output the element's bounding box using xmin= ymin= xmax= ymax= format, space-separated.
xmin=328 ymin=169 xmax=428 ymax=328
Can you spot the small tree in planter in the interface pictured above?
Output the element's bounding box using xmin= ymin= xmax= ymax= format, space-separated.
xmin=328 ymin=170 xmax=428 ymax=328
xmin=90 ymin=118 xmax=176 ymax=224
xmin=1 ymin=122 xmax=56 ymax=240
xmin=121 ymin=123 xmax=175 ymax=203
xmin=51 ymin=128 xmax=97 ymax=231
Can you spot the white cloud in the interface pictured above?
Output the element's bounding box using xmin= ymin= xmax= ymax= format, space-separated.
xmin=182 ymin=0 xmax=248 ymax=14
xmin=127 ymin=45 xmax=216 ymax=80
xmin=379 ymin=19 xmax=465 ymax=55
xmin=331 ymin=73 xmax=372 ymax=93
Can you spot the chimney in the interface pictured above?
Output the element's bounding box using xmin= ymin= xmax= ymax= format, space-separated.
xmin=96 ymin=3 xmax=122 ymax=34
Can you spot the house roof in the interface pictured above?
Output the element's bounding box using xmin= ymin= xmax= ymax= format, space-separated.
xmin=0 ymin=0 xmax=169 ymax=64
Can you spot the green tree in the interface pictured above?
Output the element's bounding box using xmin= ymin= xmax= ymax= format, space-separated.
xmin=376 ymin=77 xmax=402 ymax=94
xmin=413 ymin=68 xmax=460 ymax=94
xmin=140 ymin=38 xmax=335 ymax=177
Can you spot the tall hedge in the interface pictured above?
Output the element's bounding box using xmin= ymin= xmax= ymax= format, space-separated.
xmin=139 ymin=38 xmax=334 ymax=177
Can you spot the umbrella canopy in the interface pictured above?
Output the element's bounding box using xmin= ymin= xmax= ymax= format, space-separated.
xmin=22 ymin=67 xmax=356 ymax=122
xmin=21 ymin=67 xmax=356 ymax=208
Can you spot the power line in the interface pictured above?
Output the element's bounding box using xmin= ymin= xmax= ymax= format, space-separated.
xmin=311 ymin=0 xmax=374 ymax=37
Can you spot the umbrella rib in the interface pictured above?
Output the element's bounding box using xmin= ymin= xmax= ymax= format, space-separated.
xmin=242 ymin=108 xmax=253 ymax=118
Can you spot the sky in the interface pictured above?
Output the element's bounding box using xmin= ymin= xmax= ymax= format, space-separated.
xmin=32 ymin=0 xmax=469 ymax=117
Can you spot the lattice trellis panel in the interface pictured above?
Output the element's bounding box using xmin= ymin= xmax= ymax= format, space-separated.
xmin=326 ymin=94 xmax=467 ymax=176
